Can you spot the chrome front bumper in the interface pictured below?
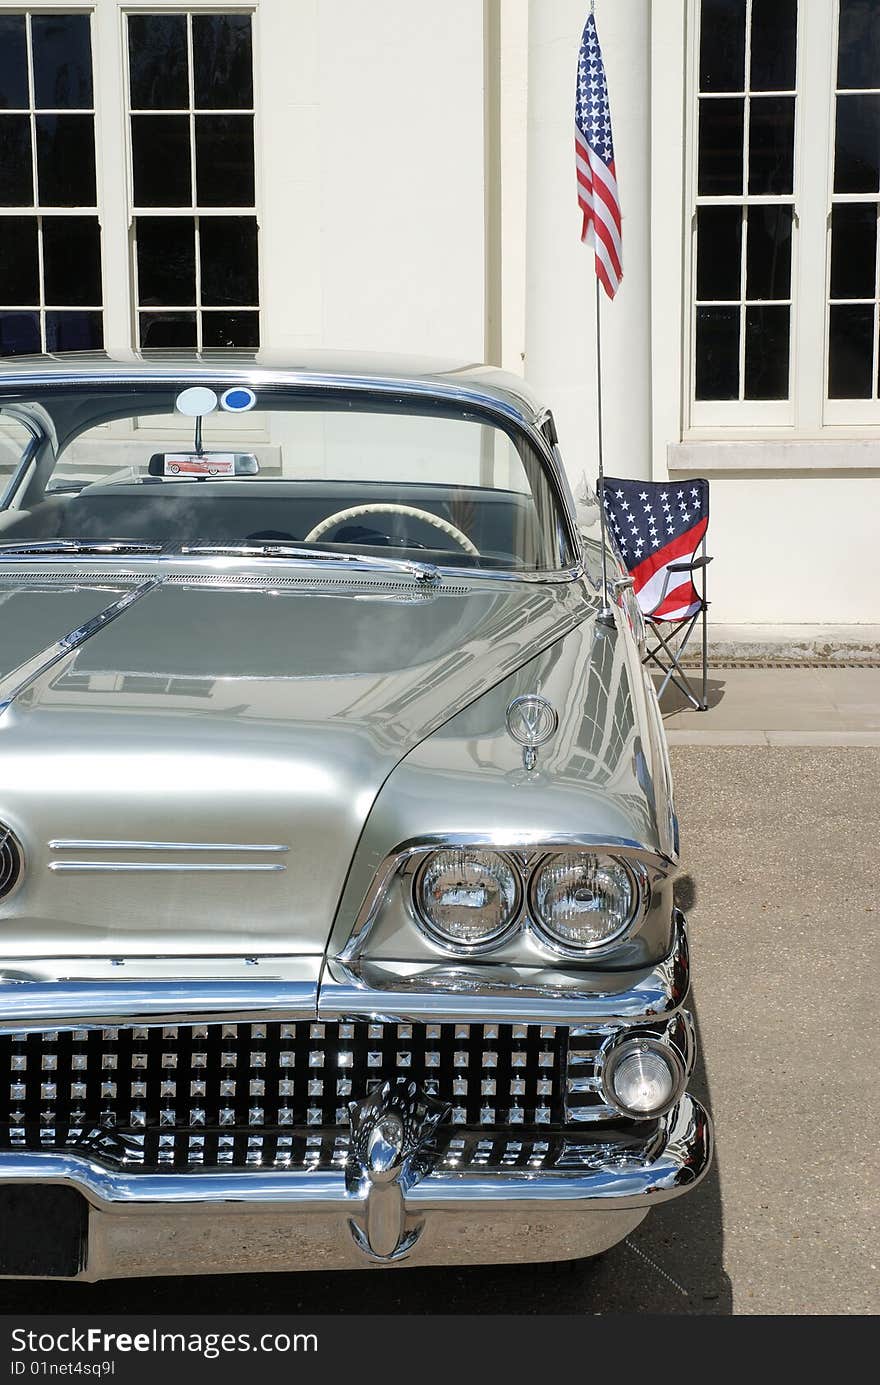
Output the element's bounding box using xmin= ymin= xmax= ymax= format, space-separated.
xmin=0 ymin=912 xmax=711 ymax=1278
xmin=0 ymin=1095 xmax=711 ymax=1279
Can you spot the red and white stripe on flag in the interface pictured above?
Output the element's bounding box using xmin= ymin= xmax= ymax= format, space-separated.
xmin=575 ymin=128 xmax=622 ymax=299
xmin=630 ymin=518 xmax=708 ymax=622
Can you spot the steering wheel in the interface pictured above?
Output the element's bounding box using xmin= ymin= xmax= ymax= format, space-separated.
xmin=303 ymin=503 xmax=479 ymax=557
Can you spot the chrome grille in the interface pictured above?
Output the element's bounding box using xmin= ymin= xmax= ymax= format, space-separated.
xmin=0 ymin=1020 xmax=612 ymax=1170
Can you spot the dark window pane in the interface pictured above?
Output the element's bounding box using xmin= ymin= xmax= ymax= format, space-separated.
xmin=0 ymin=116 xmax=33 ymax=205
xmin=36 ymin=115 xmax=96 ymax=205
xmin=696 ymin=206 xmax=741 ymax=300
xmin=834 ymin=95 xmax=880 ymax=194
xmin=830 ymin=203 xmax=877 ymax=300
xmin=193 ymin=15 xmax=253 ymax=109
xmin=131 ymin=116 xmax=192 ymax=206
xmin=698 ymin=98 xmax=744 ymax=195
xmin=699 ymin=0 xmax=745 ymax=92
xmin=0 ymin=16 xmax=28 ymax=110
xmin=128 ymin=14 xmax=188 ymax=110
xmin=748 ymin=97 xmax=794 ymax=195
xmin=45 ymin=310 xmax=102 ymax=352
xmin=746 ymin=205 xmax=793 ymax=300
xmin=43 ymin=217 xmax=102 ymax=305
xmin=32 ymin=15 xmax=93 ymax=110
xmin=750 ymin=0 xmax=797 ymax=91
xmin=0 ymin=217 xmax=38 ymax=303
xmin=744 ymin=305 xmax=790 ymax=398
xmin=136 ymin=217 xmax=195 ymax=305
xmin=139 ymin=312 xmax=197 ymax=349
xmin=0 ymin=310 xmax=40 ymax=355
xmin=695 ymin=305 xmax=740 ymax=399
xmin=828 ymin=303 xmax=874 ymax=397
xmin=195 ymin=116 xmax=254 ymax=205
xmin=202 ymin=311 xmax=259 ymax=349
xmin=200 ymin=217 xmax=258 ymax=305
xmin=838 ymin=0 xmax=880 ymax=91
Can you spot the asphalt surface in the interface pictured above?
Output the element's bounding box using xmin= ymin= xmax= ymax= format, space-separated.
xmin=1 ymin=745 xmax=877 ymax=1314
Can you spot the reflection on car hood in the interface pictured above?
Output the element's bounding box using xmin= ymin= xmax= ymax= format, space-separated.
xmin=0 ymin=572 xmax=589 ymax=958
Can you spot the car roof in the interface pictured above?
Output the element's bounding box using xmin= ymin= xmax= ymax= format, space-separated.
xmin=0 ymin=349 xmax=547 ymax=429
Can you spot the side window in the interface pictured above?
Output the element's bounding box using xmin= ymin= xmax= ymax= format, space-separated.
xmin=0 ymin=417 xmax=36 ymax=490
xmin=0 ymin=11 xmax=103 ymax=356
xmin=126 ymin=12 xmax=260 ymax=350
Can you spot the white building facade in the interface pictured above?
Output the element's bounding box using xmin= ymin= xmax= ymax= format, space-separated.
xmin=0 ymin=0 xmax=877 ymax=627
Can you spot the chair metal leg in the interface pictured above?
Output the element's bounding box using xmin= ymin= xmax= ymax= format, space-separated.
xmin=700 ymin=602 xmax=708 ymax=711
xmin=643 ymin=614 xmax=705 ymax=711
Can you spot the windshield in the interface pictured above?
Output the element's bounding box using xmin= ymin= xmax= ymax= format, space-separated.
xmin=0 ymin=385 xmax=572 ymax=573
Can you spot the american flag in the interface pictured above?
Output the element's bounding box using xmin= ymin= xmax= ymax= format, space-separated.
xmin=575 ymin=11 xmax=622 ymax=298
xmin=600 ymin=477 xmax=709 ymax=622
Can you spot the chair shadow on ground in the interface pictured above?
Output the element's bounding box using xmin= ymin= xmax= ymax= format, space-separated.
xmin=0 ymin=878 xmax=732 ymax=1316
xmin=654 ymin=675 xmax=727 ymax=718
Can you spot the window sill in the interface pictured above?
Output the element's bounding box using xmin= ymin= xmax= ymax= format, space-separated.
xmin=668 ymin=439 xmax=880 ymax=475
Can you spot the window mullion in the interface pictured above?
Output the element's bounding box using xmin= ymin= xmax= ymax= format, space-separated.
xmin=794 ymin=0 xmax=835 ymax=430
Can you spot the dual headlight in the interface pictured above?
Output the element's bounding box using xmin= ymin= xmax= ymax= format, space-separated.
xmin=414 ymin=847 xmax=644 ymax=955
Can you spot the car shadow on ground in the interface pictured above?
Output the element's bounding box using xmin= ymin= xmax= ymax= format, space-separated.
xmin=0 ymin=876 xmax=732 ymax=1315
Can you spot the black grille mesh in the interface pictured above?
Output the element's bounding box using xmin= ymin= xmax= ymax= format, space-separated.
xmin=0 ymin=1021 xmax=586 ymax=1170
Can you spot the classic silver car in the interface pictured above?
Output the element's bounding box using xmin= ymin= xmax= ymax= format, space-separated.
xmin=0 ymin=352 xmax=711 ymax=1281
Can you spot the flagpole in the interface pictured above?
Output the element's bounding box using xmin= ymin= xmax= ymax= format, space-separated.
xmin=595 ymin=272 xmax=614 ymax=626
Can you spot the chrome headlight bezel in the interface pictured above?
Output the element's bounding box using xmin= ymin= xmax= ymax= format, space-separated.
xmin=398 ymin=842 xmax=653 ymax=960
xmin=527 ymin=851 xmax=647 ymax=958
xmin=412 ymin=847 xmax=523 ymax=954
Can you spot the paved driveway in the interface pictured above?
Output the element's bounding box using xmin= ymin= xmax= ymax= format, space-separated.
xmin=1 ymin=744 xmax=876 ymax=1314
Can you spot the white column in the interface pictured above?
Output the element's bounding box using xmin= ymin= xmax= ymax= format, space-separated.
xmin=525 ymin=0 xmax=652 ymax=490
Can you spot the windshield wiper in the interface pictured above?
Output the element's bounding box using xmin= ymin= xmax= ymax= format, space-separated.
xmin=0 ymin=540 xmax=163 ymax=557
xmin=179 ymin=543 xmax=442 ymax=584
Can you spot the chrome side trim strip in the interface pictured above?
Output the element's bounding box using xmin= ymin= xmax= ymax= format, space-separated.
xmin=0 ymin=578 xmax=160 ymax=715
xmin=47 ymin=862 xmax=286 ymax=874
xmin=0 ymin=917 xmax=689 ymax=1031
xmin=0 ymin=981 xmax=318 ymax=1033
xmin=48 ymin=841 xmax=289 ymax=853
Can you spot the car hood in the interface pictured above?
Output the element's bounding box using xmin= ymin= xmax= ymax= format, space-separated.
xmin=0 ymin=570 xmax=588 ymax=959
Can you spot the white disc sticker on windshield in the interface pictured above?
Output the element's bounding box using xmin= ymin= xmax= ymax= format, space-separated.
xmin=175 ymin=386 xmax=218 ymax=417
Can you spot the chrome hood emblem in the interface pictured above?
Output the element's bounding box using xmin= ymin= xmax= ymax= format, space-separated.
xmin=506 ymin=694 xmax=559 ymax=771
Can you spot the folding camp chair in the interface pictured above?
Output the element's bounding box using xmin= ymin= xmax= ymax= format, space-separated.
xmin=599 ymin=476 xmax=712 ymax=711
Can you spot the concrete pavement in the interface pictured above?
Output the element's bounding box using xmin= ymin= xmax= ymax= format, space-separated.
xmin=661 ymin=666 xmax=880 ymax=746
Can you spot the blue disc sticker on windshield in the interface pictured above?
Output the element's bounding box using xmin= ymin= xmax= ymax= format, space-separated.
xmin=221 ymin=386 xmax=257 ymax=413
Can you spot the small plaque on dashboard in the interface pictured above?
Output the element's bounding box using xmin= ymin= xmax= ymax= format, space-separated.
xmin=163 ymin=453 xmax=236 ymax=476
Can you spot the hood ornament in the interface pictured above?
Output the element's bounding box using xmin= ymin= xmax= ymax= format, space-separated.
xmin=346 ymin=1078 xmax=450 ymax=1262
xmin=506 ymin=694 xmax=558 ymax=771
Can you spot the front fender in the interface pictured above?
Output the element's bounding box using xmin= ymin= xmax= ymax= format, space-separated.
xmin=328 ymin=614 xmax=677 ymax=960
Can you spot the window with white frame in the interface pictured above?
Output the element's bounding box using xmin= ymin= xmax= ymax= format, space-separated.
xmin=692 ymin=0 xmax=797 ymax=408
xmin=690 ymin=0 xmax=880 ymax=428
xmin=828 ymin=0 xmax=880 ymax=401
xmin=125 ymin=10 xmax=259 ymax=350
xmin=0 ymin=9 xmax=104 ymax=355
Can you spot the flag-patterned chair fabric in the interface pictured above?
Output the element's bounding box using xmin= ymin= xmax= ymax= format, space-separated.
xmin=599 ymin=476 xmax=712 ymax=711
